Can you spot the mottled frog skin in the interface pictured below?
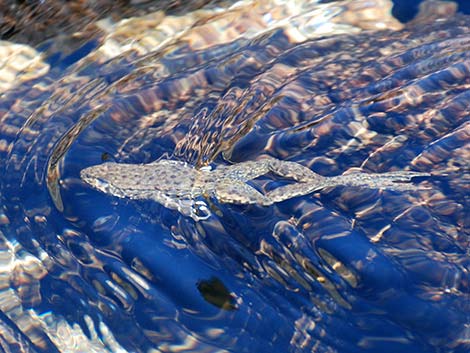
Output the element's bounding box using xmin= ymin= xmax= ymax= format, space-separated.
xmin=81 ymin=157 xmax=428 ymax=220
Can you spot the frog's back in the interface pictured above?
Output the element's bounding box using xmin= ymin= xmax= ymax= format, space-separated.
xmin=81 ymin=159 xmax=199 ymax=197
xmin=143 ymin=159 xmax=198 ymax=194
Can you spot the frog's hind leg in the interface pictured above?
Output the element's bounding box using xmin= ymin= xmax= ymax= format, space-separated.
xmin=214 ymin=180 xmax=272 ymax=206
xmin=214 ymin=161 xmax=272 ymax=181
xmin=219 ymin=157 xmax=319 ymax=182
xmin=266 ymin=180 xmax=330 ymax=203
xmin=267 ymin=158 xmax=321 ymax=182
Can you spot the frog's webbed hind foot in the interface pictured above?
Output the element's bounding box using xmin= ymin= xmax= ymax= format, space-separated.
xmin=328 ymin=171 xmax=430 ymax=191
xmin=214 ymin=180 xmax=272 ymax=206
xmin=266 ymin=170 xmax=429 ymax=203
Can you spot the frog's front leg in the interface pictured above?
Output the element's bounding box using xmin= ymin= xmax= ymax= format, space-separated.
xmin=213 ymin=180 xmax=272 ymax=206
xmin=146 ymin=192 xmax=210 ymax=221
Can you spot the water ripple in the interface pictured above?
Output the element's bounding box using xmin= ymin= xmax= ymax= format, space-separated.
xmin=0 ymin=1 xmax=468 ymax=352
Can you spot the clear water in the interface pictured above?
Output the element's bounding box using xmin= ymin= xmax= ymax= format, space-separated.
xmin=0 ymin=1 xmax=468 ymax=352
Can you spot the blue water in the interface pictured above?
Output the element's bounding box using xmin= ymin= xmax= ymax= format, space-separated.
xmin=0 ymin=2 xmax=468 ymax=352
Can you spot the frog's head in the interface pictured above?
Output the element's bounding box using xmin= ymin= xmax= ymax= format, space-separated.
xmin=81 ymin=159 xmax=198 ymax=202
xmin=80 ymin=162 xmax=140 ymax=198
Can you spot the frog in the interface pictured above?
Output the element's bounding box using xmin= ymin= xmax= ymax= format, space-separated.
xmin=80 ymin=157 xmax=428 ymax=220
